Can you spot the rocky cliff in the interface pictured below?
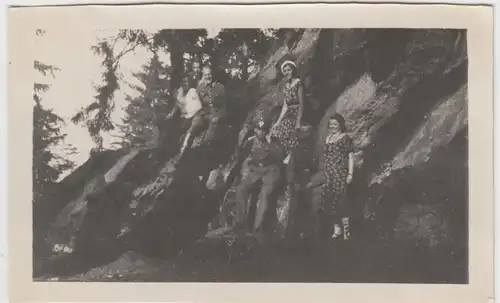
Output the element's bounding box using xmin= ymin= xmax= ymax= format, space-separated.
xmin=33 ymin=28 xmax=468 ymax=283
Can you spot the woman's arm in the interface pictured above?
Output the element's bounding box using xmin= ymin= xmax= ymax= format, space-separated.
xmin=296 ymin=80 xmax=304 ymax=128
xmin=348 ymin=152 xmax=354 ymax=176
xmin=347 ymin=136 xmax=355 ymax=184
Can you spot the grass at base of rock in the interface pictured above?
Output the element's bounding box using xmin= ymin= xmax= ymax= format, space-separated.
xmin=58 ymin=229 xmax=464 ymax=283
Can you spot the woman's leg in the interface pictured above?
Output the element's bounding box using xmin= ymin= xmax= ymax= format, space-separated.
xmin=326 ymin=190 xmax=343 ymax=239
xmin=319 ymin=187 xmax=337 ymax=240
xmin=337 ymin=192 xmax=351 ymax=240
xmin=179 ymin=113 xmax=205 ymax=156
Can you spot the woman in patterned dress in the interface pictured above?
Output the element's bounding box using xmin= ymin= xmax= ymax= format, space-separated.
xmin=307 ymin=113 xmax=355 ymax=240
xmin=269 ymin=60 xmax=305 ymax=161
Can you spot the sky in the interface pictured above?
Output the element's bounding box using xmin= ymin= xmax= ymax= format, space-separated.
xmin=35 ymin=28 xmax=221 ymax=179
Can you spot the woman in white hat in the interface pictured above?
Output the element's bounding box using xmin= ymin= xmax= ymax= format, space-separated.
xmin=269 ymin=59 xmax=305 ymax=160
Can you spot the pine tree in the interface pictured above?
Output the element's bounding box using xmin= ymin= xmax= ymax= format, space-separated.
xmin=72 ymin=29 xmax=208 ymax=150
xmin=114 ymin=53 xmax=168 ymax=149
xmin=33 ymin=29 xmax=76 ymax=201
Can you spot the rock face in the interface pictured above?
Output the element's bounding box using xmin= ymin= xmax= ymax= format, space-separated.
xmin=34 ymin=29 xmax=468 ymax=282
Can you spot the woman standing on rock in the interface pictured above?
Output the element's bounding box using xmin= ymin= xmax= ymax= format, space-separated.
xmin=269 ymin=60 xmax=305 ymax=162
xmin=306 ymin=113 xmax=354 ymax=240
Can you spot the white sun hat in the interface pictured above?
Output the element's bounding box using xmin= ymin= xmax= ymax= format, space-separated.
xmin=280 ymin=60 xmax=297 ymax=73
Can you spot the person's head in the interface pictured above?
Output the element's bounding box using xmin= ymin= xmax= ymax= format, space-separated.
xmin=180 ymin=75 xmax=196 ymax=91
xmin=297 ymin=124 xmax=313 ymax=140
xmin=328 ymin=113 xmax=347 ymax=134
xmin=281 ymin=60 xmax=297 ymax=80
xmin=202 ymin=65 xmax=213 ymax=83
xmin=254 ymin=120 xmax=269 ymax=140
xmin=191 ymin=60 xmax=202 ymax=78
xmin=180 ymin=75 xmax=190 ymax=91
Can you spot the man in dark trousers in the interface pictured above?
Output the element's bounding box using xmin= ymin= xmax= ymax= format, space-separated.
xmin=233 ymin=118 xmax=286 ymax=234
xmin=304 ymin=156 xmax=328 ymax=242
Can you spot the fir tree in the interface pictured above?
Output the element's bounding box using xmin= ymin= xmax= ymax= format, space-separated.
xmin=33 ymin=29 xmax=76 ymax=201
xmin=114 ymin=53 xmax=168 ymax=149
xmin=72 ymin=29 xmax=208 ymax=150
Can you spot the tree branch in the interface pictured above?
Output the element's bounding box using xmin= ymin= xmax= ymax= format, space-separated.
xmin=112 ymin=36 xmax=156 ymax=69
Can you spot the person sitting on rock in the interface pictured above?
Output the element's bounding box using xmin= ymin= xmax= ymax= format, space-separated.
xmin=233 ymin=118 xmax=286 ymax=234
xmin=166 ymin=75 xmax=203 ymax=130
xmin=177 ymin=65 xmax=227 ymax=157
xmin=197 ymin=65 xmax=227 ymax=135
xmin=268 ymin=59 xmax=305 ymax=163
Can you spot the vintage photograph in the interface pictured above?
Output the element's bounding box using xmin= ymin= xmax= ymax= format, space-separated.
xmin=31 ymin=27 xmax=470 ymax=284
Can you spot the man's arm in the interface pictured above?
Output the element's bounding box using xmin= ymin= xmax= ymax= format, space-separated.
xmin=242 ymin=135 xmax=256 ymax=150
xmin=214 ymin=84 xmax=226 ymax=108
xmin=196 ymin=82 xmax=206 ymax=104
xmin=166 ymin=103 xmax=179 ymax=119
xmin=307 ymin=171 xmax=325 ymax=188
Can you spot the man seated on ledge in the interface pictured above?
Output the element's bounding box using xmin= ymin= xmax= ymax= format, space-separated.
xmin=177 ymin=65 xmax=227 ymax=157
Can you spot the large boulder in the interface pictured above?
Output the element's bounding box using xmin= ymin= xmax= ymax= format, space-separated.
xmin=209 ymin=29 xmax=468 ymax=241
xmin=364 ymin=84 xmax=468 ymax=251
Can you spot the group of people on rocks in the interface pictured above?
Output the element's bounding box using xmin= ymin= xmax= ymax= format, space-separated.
xmin=167 ymin=58 xmax=355 ymax=243
xmin=166 ymin=60 xmax=227 ymax=162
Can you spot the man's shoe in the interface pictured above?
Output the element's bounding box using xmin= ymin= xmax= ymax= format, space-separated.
xmin=342 ymin=217 xmax=350 ymax=240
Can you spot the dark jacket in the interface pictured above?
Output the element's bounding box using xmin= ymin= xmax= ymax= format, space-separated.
xmin=244 ymin=136 xmax=285 ymax=167
xmin=197 ymin=81 xmax=227 ymax=118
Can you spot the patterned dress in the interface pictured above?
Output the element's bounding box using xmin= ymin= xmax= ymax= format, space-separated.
xmin=271 ymin=78 xmax=302 ymax=156
xmin=321 ymin=133 xmax=353 ymax=222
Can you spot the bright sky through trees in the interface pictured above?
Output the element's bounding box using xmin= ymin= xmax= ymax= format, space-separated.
xmin=35 ymin=28 xmax=221 ymax=179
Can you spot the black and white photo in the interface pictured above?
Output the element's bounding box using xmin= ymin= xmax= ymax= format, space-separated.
xmin=32 ymin=26 xmax=470 ymax=284
xmin=7 ymin=3 xmax=494 ymax=303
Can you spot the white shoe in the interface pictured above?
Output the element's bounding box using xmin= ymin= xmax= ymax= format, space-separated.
xmin=331 ymin=224 xmax=342 ymax=239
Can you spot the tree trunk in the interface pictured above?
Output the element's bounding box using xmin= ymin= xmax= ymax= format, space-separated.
xmin=241 ymin=40 xmax=249 ymax=82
